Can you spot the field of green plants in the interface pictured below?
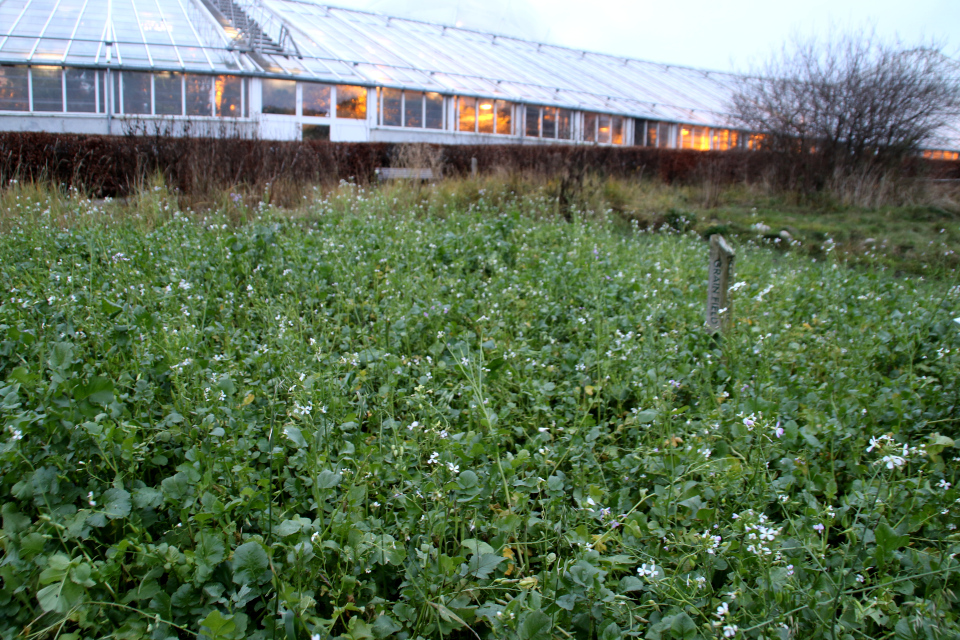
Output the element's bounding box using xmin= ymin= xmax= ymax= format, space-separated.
xmin=0 ymin=182 xmax=959 ymax=640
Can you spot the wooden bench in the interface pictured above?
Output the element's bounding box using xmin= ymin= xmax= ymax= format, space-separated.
xmin=375 ymin=167 xmax=436 ymax=181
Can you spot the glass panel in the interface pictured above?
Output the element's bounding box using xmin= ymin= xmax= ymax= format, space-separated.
xmin=525 ymin=106 xmax=539 ymax=137
xmin=98 ymin=71 xmax=106 ymax=114
xmin=336 ymin=85 xmax=366 ymax=119
xmin=380 ymin=88 xmax=401 ymax=126
xmin=154 ymin=72 xmax=183 ymax=116
xmin=303 ymin=124 xmax=330 ymax=141
xmin=302 ymin=83 xmax=331 ymax=117
xmin=216 ymin=76 xmax=243 ymax=117
xmin=495 ymin=100 xmax=512 ymax=135
xmin=0 ymin=66 xmax=28 ymax=111
xmin=403 ymin=91 xmax=422 ymax=128
xmin=583 ymin=113 xmax=597 ymax=142
xmin=558 ymin=109 xmax=572 ymax=139
xmin=122 ymin=71 xmax=152 ymax=115
xmin=646 ymin=121 xmax=658 ymax=147
xmin=425 ymin=92 xmax=443 ymax=129
xmin=31 ymin=66 xmax=63 ymax=112
xmin=542 ymin=107 xmax=556 ymax=139
xmin=658 ymin=123 xmax=671 ymax=148
xmin=692 ymin=126 xmax=708 ymax=150
xmin=678 ymin=126 xmax=693 ymax=149
xmin=185 ymin=75 xmax=212 ymax=116
xmin=113 ymin=72 xmax=120 ymax=115
xmin=598 ymin=115 xmax=612 ymax=144
xmin=65 ymin=68 xmax=97 ymax=113
xmin=612 ymin=117 xmax=624 ymax=145
xmin=477 ymin=98 xmax=494 ymax=134
xmin=262 ymin=79 xmax=295 ymax=115
xmin=458 ymin=96 xmax=476 ymax=132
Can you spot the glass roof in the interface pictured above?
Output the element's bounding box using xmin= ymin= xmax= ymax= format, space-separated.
xmin=0 ymin=0 xmax=251 ymax=72
xmin=0 ymin=0 xmax=958 ymax=148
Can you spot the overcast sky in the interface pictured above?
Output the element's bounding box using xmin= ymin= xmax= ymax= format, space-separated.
xmin=319 ymin=0 xmax=960 ymax=72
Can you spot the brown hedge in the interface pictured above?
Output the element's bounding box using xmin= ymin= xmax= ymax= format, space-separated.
xmin=0 ymin=132 xmax=956 ymax=197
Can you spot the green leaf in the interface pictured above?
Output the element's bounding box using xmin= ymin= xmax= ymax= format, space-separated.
xmin=283 ymin=426 xmax=307 ymax=448
xmin=196 ymin=532 xmax=226 ymax=567
xmin=519 ymin=610 xmax=552 ymax=640
xmin=132 ymin=486 xmax=163 ymax=510
xmin=461 ymin=538 xmax=495 ymax=556
xmin=232 ymin=541 xmax=269 ymax=586
xmin=37 ymin=579 xmax=85 ymax=614
xmin=601 ymin=622 xmax=621 ymax=640
xmin=75 ymin=376 xmax=115 ymax=405
xmin=101 ymin=298 xmax=124 ymax=317
xmin=317 ymin=470 xmax=342 ymax=489
xmin=101 ymin=488 xmax=131 ymax=520
xmin=199 ymin=610 xmax=242 ymax=640
xmin=875 ymin=522 xmax=908 ymax=555
xmin=465 ymin=553 xmax=504 ymax=579
xmin=619 ymin=575 xmax=644 ymax=593
xmin=670 ymin=612 xmax=697 ymax=640
xmin=634 ymin=409 xmax=657 ymax=423
xmin=49 ymin=342 xmax=75 ymax=370
xmin=277 ymin=519 xmax=304 ymax=537
xmin=372 ymin=614 xmax=402 ymax=639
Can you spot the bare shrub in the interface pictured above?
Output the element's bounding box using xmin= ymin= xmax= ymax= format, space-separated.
xmin=731 ymin=29 xmax=960 ymax=192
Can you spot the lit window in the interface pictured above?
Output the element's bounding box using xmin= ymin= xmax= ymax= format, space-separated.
xmin=598 ymin=115 xmax=611 ymax=144
xmin=65 ymin=68 xmax=98 ymax=114
xmin=458 ymin=96 xmax=476 ymax=132
xmin=679 ymin=126 xmax=693 ymax=149
xmin=747 ymin=133 xmax=765 ymax=150
xmin=185 ymin=75 xmax=213 ymax=116
xmin=404 ymin=91 xmax=422 ymax=128
xmin=122 ymin=71 xmax=152 ymax=115
xmin=216 ymin=76 xmax=243 ymax=117
xmin=477 ymin=99 xmax=494 ymax=134
xmin=426 ymin=93 xmax=444 ymax=129
xmin=495 ymin=100 xmax=512 ymax=135
xmin=611 ymin=116 xmax=624 ymax=145
xmin=154 ymin=72 xmax=182 ymax=116
xmin=336 ymin=85 xmax=366 ymax=119
xmin=542 ymin=107 xmax=557 ymax=138
xmin=262 ymin=79 xmax=295 ymax=115
xmin=0 ymin=66 xmax=28 ymax=111
xmin=32 ymin=67 xmax=63 ymax=112
xmin=380 ymin=88 xmax=401 ymax=126
xmin=303 ymin=84 xmax=331 ymax=117
xmin=583 ymin=113 xmax=597 ymax=142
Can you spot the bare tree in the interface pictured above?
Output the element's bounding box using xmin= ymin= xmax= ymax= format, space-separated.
xmin=730 ymin=29 xmax=960 ymax=189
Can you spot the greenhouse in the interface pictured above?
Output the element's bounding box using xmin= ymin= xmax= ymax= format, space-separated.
xmin=0 ymin=0 xmax=958 ymax=156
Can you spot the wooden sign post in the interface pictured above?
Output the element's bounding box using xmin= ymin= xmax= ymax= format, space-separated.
xmin=705 ymin=234 xmax=735 ymax=333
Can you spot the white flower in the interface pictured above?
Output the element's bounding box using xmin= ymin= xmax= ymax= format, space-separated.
xmin=427 ymin=452 xmax=440 ymax=465
xmin=715 ymin=602 xmax=729 ymax=619
xmin=937 ymin=479 xmax=952 ymax=491
xmin=637 ymin=563 xmax=659 ymax=578
xmin=813 ymin=523 xmax=825 ymax=533
xmin=879 ymin=454 xmax=906 ymax=469
xmin=723 ymin=624 xmax=738 ymax=638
